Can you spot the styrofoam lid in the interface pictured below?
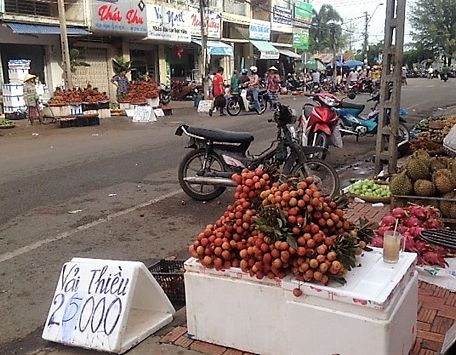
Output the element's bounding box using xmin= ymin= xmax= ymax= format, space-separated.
xmin=282 ymin=248 xmax=416 ymax=308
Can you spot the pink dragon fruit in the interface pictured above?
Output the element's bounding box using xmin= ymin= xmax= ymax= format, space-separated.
xmin=381 ymin=215 xmax=396 ymax=226
xmin=404 ymin=216 xmax=420 ymax=228
xmin=392 ymin=207 xmax=407 ymax=218
xmin=408 ymin=204 xmax=427 ymax=219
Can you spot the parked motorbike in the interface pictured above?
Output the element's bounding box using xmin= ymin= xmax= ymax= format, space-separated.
xmin=441 ymin=73 xmax=449 ymax=82
xmin=171 ymin=80 xmax=201 ymax=101
xmin=285 ymin=75 xmax=305 ymax=91
xmin=334 ymin=93 xmax=410 ymax=155
xmin=159 ymin=83 xmax=171 ymax=105
xmin=175 ymin=104 xmax=340 ymax=200
xmin=297 ymin=93 xmax=343 ymax=160
xmin=226 ymin=84 xmax=268 ymax=116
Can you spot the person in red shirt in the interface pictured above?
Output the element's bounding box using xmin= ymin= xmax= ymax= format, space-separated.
xmin=209 ymin=67 xmax=226 ymax=117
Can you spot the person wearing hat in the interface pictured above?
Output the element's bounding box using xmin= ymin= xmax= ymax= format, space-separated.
xmin=23 ymin=74 xmax=40 ymax=124
xmin=267 ymin=66 xmax=280 ymax=110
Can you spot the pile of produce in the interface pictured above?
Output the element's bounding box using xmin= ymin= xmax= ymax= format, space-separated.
xmin=372 ymin=205 xmax=449 ymax=267
xmin=123 ymin=81 xmax=159 ymax=104
xmin=389 ymin=149 xmax=456 ymax=218
xmin=349 ymin=179 xmax=391 ymax=200
xmin=189 ymin=169 xmax=374 ymax=286
xmin=0 ymin=118 xmax=14 ymax=127
xmin=410 ymin=115 xmax=456 ymax=154
xmin=48 ymin=86 xmax=109 ymax=105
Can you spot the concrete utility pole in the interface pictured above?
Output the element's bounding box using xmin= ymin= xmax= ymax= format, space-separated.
xmin=199 ymin=0 xmax=208 ymax=98
xmin=57 ymin=0 xmax=73 ymax=88
xmin=374 ymin=0 xmax=406 ymax=175
xmin=363 ymin=11 xmax=369 ymax=61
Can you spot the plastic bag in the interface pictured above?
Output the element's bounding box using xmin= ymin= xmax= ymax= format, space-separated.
xmin=443 ymin=124 xmax=456 ymax=154
xmin=330 ymin=123 xmax=344 ymax=148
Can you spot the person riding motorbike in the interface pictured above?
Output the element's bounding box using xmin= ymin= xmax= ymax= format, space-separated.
xmin=238 ymin=68 xmax=250 ymax=86
xmin=248 ymin=66 xmax=261 ymax=113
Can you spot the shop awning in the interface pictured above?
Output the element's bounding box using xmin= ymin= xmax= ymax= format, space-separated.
xmin=192 ymin=40 xmax=234 ymax=56
xmin=6 ymin=22 xmax=90 ymax=36
xmin=278 ymin=49 xmax=301 ymax=59
xmin=250 ymin=40 xmax=279 ymax=60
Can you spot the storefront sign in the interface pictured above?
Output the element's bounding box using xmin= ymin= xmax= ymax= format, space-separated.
xmin=188 ymin=8 xmax=221 ymax=39
xmin=249 ymin=19 xmax=271 ymax=41
xmin=91 ymin=0 xmax=147 ymax=34
xmin=294 ymin=2 xmax=313 ymax=25
xmin=146 ymin=4 xmax=191 ymax=42
xmin=292 ymin=27 xmax=309 ymax=50
xmin=271 ymin=5 xmax=293 ymax=33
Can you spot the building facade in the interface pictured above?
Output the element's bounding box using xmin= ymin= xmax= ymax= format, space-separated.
xmin=0 ymin=0 xmax=304 ymax=100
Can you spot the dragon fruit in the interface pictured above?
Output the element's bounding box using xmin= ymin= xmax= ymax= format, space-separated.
xmin=373 ymin=204 xmax=450 ymax=267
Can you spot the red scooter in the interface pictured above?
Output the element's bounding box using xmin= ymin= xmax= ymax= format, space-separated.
xmin=297 ymin=93 xmax=348 ymax=159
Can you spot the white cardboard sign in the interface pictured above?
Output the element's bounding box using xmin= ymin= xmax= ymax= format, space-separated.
xmin=197 ymin=100 xmax=213 ymax=113
xmin=42 ymin=258 xmax=175 ymax=354
xmin=132 ymin=105 xmax=156 ymax=122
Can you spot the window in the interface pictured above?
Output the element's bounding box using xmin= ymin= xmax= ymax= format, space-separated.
xmin=4 ymin=0 xmax=54 ymax=17
xmin=223 ymin=0 xmax=247 ymax=17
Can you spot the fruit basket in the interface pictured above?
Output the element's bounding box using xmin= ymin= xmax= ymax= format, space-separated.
xmin=148 ymin=259 xmax=185 ymax=309
xmin=349 ymin=179 xmax=391 ymax=203
xmin=0 ymin=118 xmax=15 ymax=129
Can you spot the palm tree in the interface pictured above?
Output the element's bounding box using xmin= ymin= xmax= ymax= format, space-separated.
xmin=310 ymin=4 xmax=344 ymax=53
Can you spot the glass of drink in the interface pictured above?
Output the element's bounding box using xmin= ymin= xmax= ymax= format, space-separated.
xmin=383 ymin=231 xmax=405 ymax=264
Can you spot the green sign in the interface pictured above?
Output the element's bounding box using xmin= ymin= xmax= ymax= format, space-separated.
xmin=294 ymin=2 xmax=313 ymax=24
xmin=292 ymin=28 xmax=309 ymax=50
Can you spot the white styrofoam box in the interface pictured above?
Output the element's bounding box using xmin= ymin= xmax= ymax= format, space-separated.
xmin=3 ymin=95 xmax=25 ymax=107
xmin=4 ymin=106 xmax=26 ymax=114
xmin=98 ymin=108 xmax=111 ymax=118
xmin=8 ymin=68 xmax=29 ymax=82
xmin=48 ymin=105 xmax=70 ymax=117
xmin=282 ymin=248 xmax=417 ymax=312
xmin=285 ymin=273 xmax=418 ymax=355
xmin=69 ymin=104 xmax=83 ymax=115
xmin=119 ymin=102 xmax=130 ymax=110
xmin=185 ymin=258 xmax=286 ymax=355
xmin=147 ymin=97 xmax=160 ymax=108
xmin=185 ymin=250 xmax=418 ymax=355
xmin=2 ymin=83 xmax=24 ymax=96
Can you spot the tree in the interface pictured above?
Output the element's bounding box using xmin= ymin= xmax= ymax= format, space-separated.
xmin=69 ymin=49 xmax=90 ymax=73
xmin=309 ymin=4 xmax=345 ymax=53
xmin=410 ymin=0 xmax=456 ymax=65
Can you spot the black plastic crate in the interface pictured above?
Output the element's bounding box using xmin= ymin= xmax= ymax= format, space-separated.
xmin=82 ymin=102 xmax=99 ymax=111
xmin=148 ymin=259 xmax=185 ymax=309
xmin=99 ymin=101 xmax=110 ymax=109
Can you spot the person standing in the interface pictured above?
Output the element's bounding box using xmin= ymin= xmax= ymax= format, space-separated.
xmin=23 ymin=74 xmax=40 ymax=125
xmin=248 ymin=66 xmax=261 ymax=113
xmin=111 ymin=70 xmax=129 ymax=101
xmin=209 ymin=67 xmax=226 ymax=117
xmin=230 ymin=70 xmax=239 ymax=95
xmin=401 ymin=66 xmax=408 ymax=85
xmin=267 ymin=66 xmax=280 ymax=110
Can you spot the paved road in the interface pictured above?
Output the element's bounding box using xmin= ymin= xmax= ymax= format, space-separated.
xmin=0 ymin=78 xmax=455 ymax=353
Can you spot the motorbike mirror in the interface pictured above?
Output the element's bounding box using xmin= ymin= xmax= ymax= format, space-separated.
xmin=347 ymin=93 xmax=356 ymax=100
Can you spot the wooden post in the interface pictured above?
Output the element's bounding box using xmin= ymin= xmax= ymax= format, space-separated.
xmin=199 ymin=0 xmax=208 ymax=98
xmin=374 ymin=0 xmax=406 ymax=175
xmin=57 ymin=0 xmax=73 ymax=88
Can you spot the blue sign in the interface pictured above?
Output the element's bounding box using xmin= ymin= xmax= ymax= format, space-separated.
xmin=272 ymin=5 xmax=292 ymax=33
xmin=249 ymin=19 xmax=271 ymax=41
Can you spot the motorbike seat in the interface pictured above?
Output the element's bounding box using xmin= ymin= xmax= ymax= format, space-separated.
xmin=187 ymin=126 xmax=254 ymax=144
xmin=341 ymin=102 xmax=365 ymax=111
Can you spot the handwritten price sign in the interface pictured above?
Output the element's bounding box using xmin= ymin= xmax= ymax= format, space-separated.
xmin=42 ymin=258 xmax=175 ymax=353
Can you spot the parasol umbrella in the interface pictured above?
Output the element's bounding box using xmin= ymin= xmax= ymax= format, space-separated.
xmin=306 ymin=59 xmax=325 ymax=71
xmin=326 ymin=61 xmax=348 ymax=69
xmin=344 ymin=59 xmax=364 ymax=69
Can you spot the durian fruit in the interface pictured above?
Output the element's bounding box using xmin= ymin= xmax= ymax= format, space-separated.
xmin=440 ymin=191 xmax=456 ymax=218
xmin=390 ymin=171 xmax=414 ymax=195
xmin=412 ymin=149 xmax=431 ymax=166
xmin=405 ymin=157 xmax=430 ymax=181
xmin=429 ymin=157 xmax=449 ymax=172
xmin=433 ymin=169 xmax=456 ymax=194
xmin=414 ymin=179 xmax=436 ymax=196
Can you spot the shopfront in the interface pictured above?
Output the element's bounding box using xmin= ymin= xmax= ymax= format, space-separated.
xmin=249 ymin=19 xmax=279 ymax=76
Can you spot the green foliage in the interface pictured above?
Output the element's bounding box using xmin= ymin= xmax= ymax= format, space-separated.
xmin=410 ymin=0 xmax=456 ymax=64
xmin=69 ymin=49 xmax=90 ymax=73
xmin=309 ymin=4 xmax=345 ymax=53
xmin=112 ymin=56 xmax=132 ymax=74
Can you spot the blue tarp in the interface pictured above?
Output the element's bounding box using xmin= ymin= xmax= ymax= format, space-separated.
xmin=7 ymin=23 xmax=90 ymax=36
xmin=344 ymin=59 xmax=365 ymax=68
xmin=192 ymin=40 xmax=234 ymax=56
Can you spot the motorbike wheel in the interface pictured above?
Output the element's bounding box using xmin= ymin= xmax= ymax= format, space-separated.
xmin=290 ymin=159 xmax=340 ymax=198
xmin=309 ymin=132 xmax=329 ymax=160
xmin=226 ymin=99 xmax=241 ymax=116
xmin=256 ymin=97 xmax=267 ymax=115
xmin=178 ymin=149 xmax=227 ymax=201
